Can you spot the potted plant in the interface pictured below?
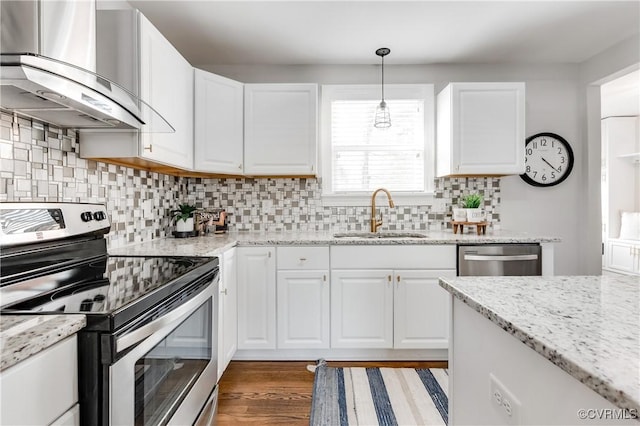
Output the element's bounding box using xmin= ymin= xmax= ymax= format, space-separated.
xmin=172 ymin=203 xmax=197 ymax=233
xmin=462 ymin=193 xmax=485 ymax=222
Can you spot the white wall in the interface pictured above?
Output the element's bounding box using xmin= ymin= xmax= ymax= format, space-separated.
xmin=202 ymin=62 xmax=595 ymax=274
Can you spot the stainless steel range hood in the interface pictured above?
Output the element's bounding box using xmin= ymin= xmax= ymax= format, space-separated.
xmin=0 ymin=0 xmax=172 ymax=132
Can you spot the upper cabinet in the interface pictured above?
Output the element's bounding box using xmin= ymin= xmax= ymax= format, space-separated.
xmin=194 ymin=69 xmax=244 ymax=174
xmin=80 ymin=9 xmax=194 ymax=171
xmin=436 ymin=82 xmax=525 ymax=177
xmin=244 ymin=84 xmax=318 ymax=176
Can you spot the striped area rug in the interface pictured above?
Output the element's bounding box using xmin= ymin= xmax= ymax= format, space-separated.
xmin=310 ymin=361 xmax=448 ymax=426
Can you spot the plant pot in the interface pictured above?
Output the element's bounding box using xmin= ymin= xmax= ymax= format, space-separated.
xmin=452 ymin=208 xmax=468 ymax=222
xmin=466 ymin=208 xmax=485 ymax=223
xmin=176 ymin=217 xmax=194 ymax=232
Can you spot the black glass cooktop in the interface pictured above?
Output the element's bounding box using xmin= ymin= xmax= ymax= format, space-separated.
xmin=1 ymin=255 xmax=218 ymax=330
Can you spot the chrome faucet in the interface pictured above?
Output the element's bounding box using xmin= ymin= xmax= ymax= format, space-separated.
xmin=370 ymin=188 xmax=395 ymax=232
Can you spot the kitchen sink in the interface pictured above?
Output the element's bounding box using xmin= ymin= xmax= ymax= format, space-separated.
xmin=333 ymin=231 xmax=428 ymax=239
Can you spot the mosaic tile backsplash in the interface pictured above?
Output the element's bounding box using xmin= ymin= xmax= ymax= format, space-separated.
xmin=0 ymin=114 xmax=501 ymax=248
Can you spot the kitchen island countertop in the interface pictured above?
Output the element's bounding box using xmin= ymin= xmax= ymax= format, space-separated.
xmin=109 ymin=229 xmax=560 ymax=257
xmin=0 ymin=314 xmax=86 ymax=371
xmin=439 ymin=274 xmax=640 ymax=413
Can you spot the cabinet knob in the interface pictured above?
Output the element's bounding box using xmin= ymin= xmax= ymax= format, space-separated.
xmin=299 ymin=257 xmax=307 ymax=262
xmin=323 ymin=275 xmax=327 ymax=282
xmin=397 ymin=275 xmax=400 ymax=282
xmin=238 ymin=164 xmax=242 ymax=169
xmin=388 ymin=275 xmax=392 ymax=282
xmin=144 ymin=145 xmax=153 ymax=152
xmin=220 ymin=288 xmax=228 ymax=295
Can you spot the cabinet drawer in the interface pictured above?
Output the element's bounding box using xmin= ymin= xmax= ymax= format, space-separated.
xmin=331 ymin=245 xmax=456 ymax=269
xmin=277 ymin=246 xmax=329 ymax=270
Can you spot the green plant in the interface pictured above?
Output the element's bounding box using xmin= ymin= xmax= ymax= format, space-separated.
xmin=462 ymin=193 xmax=483 ymax=209
xmin=171 ymin=204 xmax=197 ymax=223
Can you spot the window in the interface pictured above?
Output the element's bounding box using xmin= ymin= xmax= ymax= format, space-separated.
xmin=321 ymin=85 xmax=434 ymax=205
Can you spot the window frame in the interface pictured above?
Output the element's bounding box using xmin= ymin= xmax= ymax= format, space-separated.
xmin=320 ymin=84 xmax=435 ymax=206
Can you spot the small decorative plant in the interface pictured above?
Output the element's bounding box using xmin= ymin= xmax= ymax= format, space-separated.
xmin=462 ymin=193 xmax=483 ymax=209
xmin=172 ymin=203 xmax=197 ymax=223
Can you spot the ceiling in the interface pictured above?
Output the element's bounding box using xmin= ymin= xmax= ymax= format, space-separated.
xmin=128 ymin=1 xmax=640 ymax=67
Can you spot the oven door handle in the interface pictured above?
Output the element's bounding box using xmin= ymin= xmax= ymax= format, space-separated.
xmin=115 ymin=284 xmax=211 ymax=353
xmin=463 ymin=254 xmax=539 ymax=261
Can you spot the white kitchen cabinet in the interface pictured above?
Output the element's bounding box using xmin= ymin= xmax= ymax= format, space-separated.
xmin=237 ymin=247 xmax=276 ymax=349
xmin=0 ymin=336 xmax=79 ymax=426
xmin=276 ymin=247 xmax=330 ymax=349
xmin=394 ymin=269 xmax=455 ymax=349
xmin=605 ymin=239 xmax=640 ymax=275
xmin=80 ymin=9 xmax=194 ymax=170
xmin=436 ymin=82 xmax=525 ymax=177
xmin=194 ymin=69 xmax=244 ymax=174
xmin=244 ymin=84 xmax=318 ymax=175
xmin=218 ymin=247 xmax=238 ymax=380
xmin=331 ymin=245 xmax=456 ymax=350
xmin=331 ymin=269 xmax=394 ymax=349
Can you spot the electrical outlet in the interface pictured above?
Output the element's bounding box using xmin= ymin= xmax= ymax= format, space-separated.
xmin=490 ymin=373 xmax=522 ymax=425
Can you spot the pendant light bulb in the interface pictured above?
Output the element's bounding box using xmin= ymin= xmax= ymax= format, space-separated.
xmin=374 ymin=47 xmax=391 ymax=129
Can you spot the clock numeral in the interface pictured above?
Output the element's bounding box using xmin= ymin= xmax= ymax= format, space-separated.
xmin=532 ymin=142 xmax=537 ymax=149
xmin=542 ymin=174 xmax=547 ymax=181
xmin=527 ymin=148 xmax=533 ymax=155
xmin=552 ymin=141 xmax=555 ymax=148
xmin=558 ymin=147 xmax=562 ymax=154
xmin=561 ymin=156 xmax=565 ymax=164
xmin=533 ymin=171 xmax=538 ymax=178
xmin=551 ymin=171 xmax=556 ymax=179
xmin=540 ymin=138 xmax=547 ymax=146
xmin=526 ymin=165 xmax=531 ymax=173
xmin=558 ymin=165 xmax=562 ymax=172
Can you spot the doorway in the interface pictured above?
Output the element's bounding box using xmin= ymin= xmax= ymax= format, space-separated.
xmin=600 ymin=70 xmax=640 ymax=275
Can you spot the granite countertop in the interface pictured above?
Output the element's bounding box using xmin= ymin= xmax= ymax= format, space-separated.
xmin=0 ymin=314 xmax=86 ymax=371
xmin=109 ymin=229 xmax=560 ymax=256
xmin=439 ymin=275 xmax=640 ymax=412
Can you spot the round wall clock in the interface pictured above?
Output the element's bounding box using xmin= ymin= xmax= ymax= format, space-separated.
xmin=520 ymin=132 xmax=574 ymax=187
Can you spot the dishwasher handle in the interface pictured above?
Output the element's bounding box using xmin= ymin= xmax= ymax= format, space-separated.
xmin=463 ymin=254 xmax=539 ymax=261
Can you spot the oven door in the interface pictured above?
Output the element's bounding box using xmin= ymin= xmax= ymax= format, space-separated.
xmin=110 ymin=279 xmax=218 ymax=426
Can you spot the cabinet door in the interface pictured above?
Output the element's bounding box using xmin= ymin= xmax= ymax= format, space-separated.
xmin=606 ymin=240 xmax=637 ymax=274
xmin=139 ymin=14 xmax=194 ymax=169
xmin=394 ymin=269 xmax=455 ymax=349
xmin=218 ymin=248 xmax=238 ymax=381
xmin=277 ymin=270 xmax=330 ymax=349
xmin=331 ymin=270 xmax=393 ymax=349
xmin=237 ymin=247 xmax=276 ymax=349
xmin=437 ymin=82 xmax=525 ymax=176
xmin=244 ymin=84 xmax=317 ymax=175
xmin=194 ymin=69 xmax=244 ymax=174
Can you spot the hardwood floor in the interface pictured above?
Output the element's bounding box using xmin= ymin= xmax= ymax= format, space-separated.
xmin=216 ymin=360 xmax=448 ymax=424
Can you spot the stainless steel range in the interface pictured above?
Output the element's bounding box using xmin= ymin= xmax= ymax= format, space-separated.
xmin=0 ymin=202 xmax=219 ymax=426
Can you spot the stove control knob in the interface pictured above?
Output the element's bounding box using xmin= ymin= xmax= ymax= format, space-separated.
xmin=93 ymin=211 xmax=106 ymax=221
xmin=80 ymin=211 xmax=93 ymax=222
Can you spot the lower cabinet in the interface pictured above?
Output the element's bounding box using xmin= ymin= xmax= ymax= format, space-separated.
xmin=237 ymin=247 xmax=276 ymax=349
xmin=331 ymin=270 xmax=394 ymax=348
xmin=0 ymin=335 xmax=79 ymax=426
xmin=604 ymin=239 xmax=640 ymax=275
xmin=218 ymin=247 xmax=238 ymax=381
xmin=330 ymin=245 xmax=456 ymax=350
xmin=236 ymin=244 xmax=456 ymax=358
xmin=394 ymin=269 xmax=456 ymax=349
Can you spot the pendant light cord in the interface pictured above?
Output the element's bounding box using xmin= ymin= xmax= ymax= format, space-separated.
xmin=381 ymin=54 xmax=385 ymax=102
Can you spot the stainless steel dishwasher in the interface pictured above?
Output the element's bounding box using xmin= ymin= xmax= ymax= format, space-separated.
xmin=457 ymin=244 xmax=542 ymax=276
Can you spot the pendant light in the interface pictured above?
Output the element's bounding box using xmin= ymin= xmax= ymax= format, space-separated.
xmin=374 ymin=47 xmax=391 ymax=128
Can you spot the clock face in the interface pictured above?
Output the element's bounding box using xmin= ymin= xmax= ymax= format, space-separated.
xmin=520 ymin=133 xmax=574 ymax=187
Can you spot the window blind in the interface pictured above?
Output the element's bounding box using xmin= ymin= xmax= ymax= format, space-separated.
xmin=331 ymin=99 xmax=425 ymax=192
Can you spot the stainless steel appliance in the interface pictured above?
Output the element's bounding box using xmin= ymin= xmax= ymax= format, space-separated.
xmin=457 ymin=244 xmax=542 ymax=276
xmin=0 ymin=0 xmax=171 ymax=131
xmin=0 ymin=202 xmax=219 ymax=426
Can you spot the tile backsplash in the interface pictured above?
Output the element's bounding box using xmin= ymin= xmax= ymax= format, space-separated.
xmin=0 ymin=114 xmax=501 ymax=248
